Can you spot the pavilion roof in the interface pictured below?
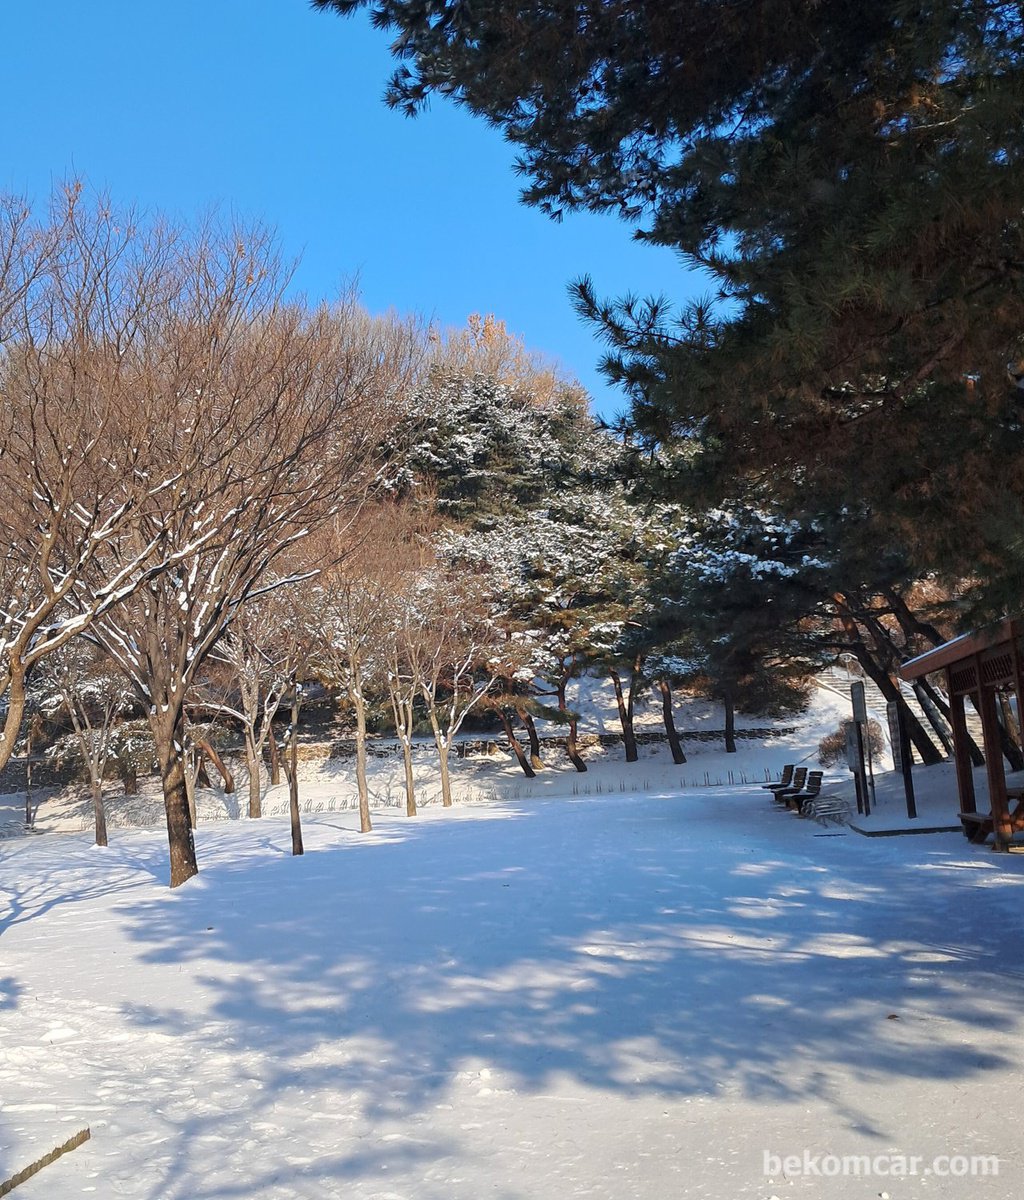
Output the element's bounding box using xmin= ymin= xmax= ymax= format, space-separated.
xmin=900 ymin=617 xmax=1022 ymax=681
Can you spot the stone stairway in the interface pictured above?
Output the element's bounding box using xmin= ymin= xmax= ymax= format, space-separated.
xmin=814 ymin=666 xmax=983 ymax=764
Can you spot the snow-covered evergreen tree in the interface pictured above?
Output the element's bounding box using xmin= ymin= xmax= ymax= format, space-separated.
xmin=647 ymin=505 xmax=832 ymax=750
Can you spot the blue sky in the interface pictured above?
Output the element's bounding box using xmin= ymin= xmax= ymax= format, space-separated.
xmin=1 ymin=1 xmax=704 ymax=417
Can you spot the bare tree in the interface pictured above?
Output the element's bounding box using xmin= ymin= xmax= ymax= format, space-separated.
xmin=0 ymin=187 xmax=199 ymax=774
xmin=72 ymin=215 xmax=424 ymax=885
xmin=108 ymin=719 xmax=155 ymax=796
xmin=430 ymin=313 xmax=586 ymax=411
xmin=34 ymin=642 xmax=135 ymax=846
xmin=308 ymin=581 xmax=381 ymax=832
xmin=415 ymin=574 xmax=501 ymax=807
xmin=376 ymin=519 xmax=441 ymax=817
xmin=181 ymin=718 xmax=206 ymax=828
xmin=306 ymin=503 xmax=435 ymax=828
xmin=200 ymin=598 xmax=298 ymax=820
xmin=381 ymin=589 xmax=423 ymax=817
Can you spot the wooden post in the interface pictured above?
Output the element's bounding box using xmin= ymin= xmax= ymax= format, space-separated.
xmin=948 ymin=683 xmax=976 ymax=815
xmin=1009 ymin=632 xmax=1024 ymax=763
xmin=977 ymin=663 xmax=1012 ymax=847
xmin=854 ymin=719 xmax=870 ymax=816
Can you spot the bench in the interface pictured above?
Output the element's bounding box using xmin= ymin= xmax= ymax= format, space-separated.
xmin=770 ymin=768 xmax=809 ymax=804
xmin=785 ymin=773 xmax=824 ymax=812
xmin=959 ymin=786 xmax=1024 ymax=844
xmin=805 ymin=795 xmax=851 ymax=826
xmin=959 ymin=812 xmax=993 ymax=843
xmin=766 ymin=767 xmax=805 ymax=800
xmin=760 ymin=764 xmax=794 ymax=792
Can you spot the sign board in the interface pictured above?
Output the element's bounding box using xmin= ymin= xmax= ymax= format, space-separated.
xmin=851 ymin=681 xmax=868 ymax=726
xmin=845 ymin=722 xmax=860 ymax=773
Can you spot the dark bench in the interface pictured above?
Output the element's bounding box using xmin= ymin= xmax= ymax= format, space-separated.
xmin=788 ymin=774 xmax=825 ymax=814
xmin=769 ymin=768 xmax=808 ymax=804
xmin=761 ymin=764 xmax=794 ymax=792
xmin=959 ymin=812 xmax=993 ymax=843
xmin=959 ymin=799 xmax=1024 ymax=847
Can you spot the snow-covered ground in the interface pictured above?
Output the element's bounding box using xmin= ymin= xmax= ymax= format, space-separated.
xmin=4 ymin=683 xmax=855 ymax=836
xmin=4 ymin=682 xmax=1024 ymax=1198
xmin=3 ymin=780 xmax=1024 ymax=1198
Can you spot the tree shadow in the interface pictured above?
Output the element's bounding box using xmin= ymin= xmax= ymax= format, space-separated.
xmin=75 ymin=797 xmax=1024 ymax=1197
xmin=0 ymin=840 xmax=165 ymax=940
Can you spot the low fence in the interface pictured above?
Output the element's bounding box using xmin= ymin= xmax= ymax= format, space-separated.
xmin=1 ymin=724 xmax=796 ymax=796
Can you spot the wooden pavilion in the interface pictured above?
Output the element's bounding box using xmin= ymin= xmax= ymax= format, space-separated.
xmin=901 ymin=619 xmax=1024 ymax=849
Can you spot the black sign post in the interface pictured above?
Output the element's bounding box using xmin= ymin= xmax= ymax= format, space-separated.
xmin=849 ymin=682 xmax=871 ymax=816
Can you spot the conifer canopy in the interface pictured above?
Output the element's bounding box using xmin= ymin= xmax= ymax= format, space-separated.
xmin=315 ymin=1 xmax=1024 ymax=614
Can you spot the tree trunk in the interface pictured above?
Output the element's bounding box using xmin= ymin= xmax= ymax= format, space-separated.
xmin=289 ymin=686 xmax=303 ymax=856
xmin=609 ymin=669 xmax=639 ymax=763
xmin=184 ymin=761 xmax=198 ymax=829
xmin=999 ymin=692 xmax=1020 ymax=747
xmin=122 ymin=768 xmax=138 ymax=796
xmin=199 ymin=739 xmax=235 ymax=793
xmin=557 ymin=680 xmax=587 ymax=772
xmin=196 ymin=756 xmax=213 ymax=789
xmin=91 ymin=777 xmax=108 ymax=848
xmin=911 ymin=681 xmax=956 ymax=758
xmin=887 ymin=596 xmax=1004 ymax=762
xmin=402 ymin=738 xmax=417 ymax=816
xmin=853 ymin=649 xmax=944 ymax=765
xmin=723 ymin=691 xmax=737 ymax=754
xmin=437 ymin=740 xmax=453 ymax=807
xmin=920 ymin=677 xmax=985 ymax=766
xmin=245 ymin=731 xmax=262 ymax=819
xmin=519 ymin=708 xmax=545 ymax=770
xmin=834 ymin=597 xmax=943 ymax=766
xmin=960 ymin=691 xmax=1021 ymax=771
xmin=658 ymin=679 xmax=686 ymax=764
xmin=268 ymin=724 xmax=283 ymax=786
xmin=883 ymin=587 xmax=947 ymax=650
xmin=151 ymin=706 xmax=199 ymax=888
xmin=997 ymin=697 xmax=1024 ymax=771
xmin=499 ymin=710 xmax=536 ymax=777
xmin=354 ymin=693 xmax=372 ymax=833
xmin=835 ymin=596 xmax=944 ymax=765
xmin=0 ymin=669 xmax=27 ymax=776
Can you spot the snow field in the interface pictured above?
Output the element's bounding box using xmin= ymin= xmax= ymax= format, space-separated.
xmin=11 ymin=682 xmax=855 ymax=837
xmin=2 ymin=780 xmax=1024 ymax=1199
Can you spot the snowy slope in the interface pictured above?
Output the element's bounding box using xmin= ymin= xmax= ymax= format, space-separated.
xmin=16 ymin=681 xmax=854 ymax=835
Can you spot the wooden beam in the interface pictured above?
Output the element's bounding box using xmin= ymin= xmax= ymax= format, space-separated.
xmin=948 ymin=679 xmax=977 ymax=814
xmin=901 ymin=618 xmax=1019 ymax=680
xmin=976 ymin=656 xmax=1012 ymax=847
xmin=1009 ymin=634 xmax=1024 ymax=763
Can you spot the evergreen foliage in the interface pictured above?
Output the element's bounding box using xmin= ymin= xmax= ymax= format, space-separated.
xmin=316 ymin=0 xmax=1024 ymax=616
xmin=394 ymin=370 xmax=613 ymax=522
xmin=646 ymin=505 xmax=826 ymax=725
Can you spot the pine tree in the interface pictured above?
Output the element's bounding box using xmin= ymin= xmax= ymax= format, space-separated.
xmin=647 ymin=505 xmax=831 ymax=750
xmin=317 ymin=0 xmax=1024 ymax=614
